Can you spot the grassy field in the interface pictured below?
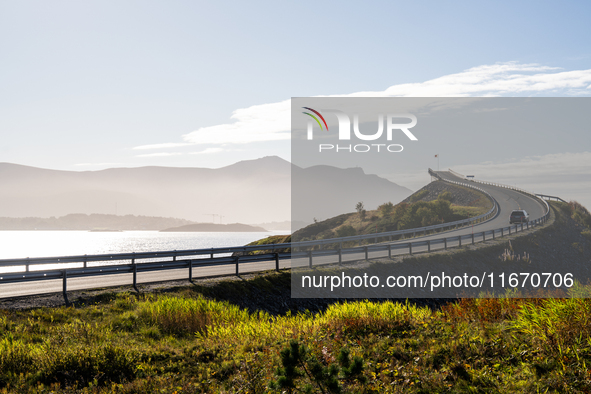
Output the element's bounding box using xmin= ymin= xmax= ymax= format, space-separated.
xmin=3 ymin=288 xmax=591 ymax=392
xmin=0 ymin=201 xmax=590 ymax=393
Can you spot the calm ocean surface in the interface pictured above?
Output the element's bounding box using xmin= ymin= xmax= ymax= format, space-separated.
xmin=0 ymin=230 xmax=289 ymax=260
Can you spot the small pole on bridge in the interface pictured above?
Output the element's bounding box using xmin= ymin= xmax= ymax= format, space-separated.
xmin=132 ymin=253 xmax=138 ymax=292
xmin=62 ymin=270 xmax=69 ymax=306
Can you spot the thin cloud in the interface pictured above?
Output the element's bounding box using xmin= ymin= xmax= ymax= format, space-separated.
xmin=75 ymin=162 xmax=125 ymax=167
xmin=190 ymin=148 xmax=225 ymax=155
xmin=133 ymin=142 xmax=192 ymax=150
xmin=133 ymin=62 xmax=591 ymax=149
xmin=135 ymin=152 xmax=183 ymax=158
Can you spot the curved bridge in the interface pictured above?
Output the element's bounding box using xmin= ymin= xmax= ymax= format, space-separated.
xmin=0 ymin=170 xmax=555 ymax=301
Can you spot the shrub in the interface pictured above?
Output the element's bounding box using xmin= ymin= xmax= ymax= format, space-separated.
xmin=410 ymin=189 xmax=428 ymax=203
xmin=336 ymin=225 xmax=356 ymax=238
xmin=378 ymin=202 xmax=394 ymax=215
xmin=438 ymin=191 xmax=453 ymax=202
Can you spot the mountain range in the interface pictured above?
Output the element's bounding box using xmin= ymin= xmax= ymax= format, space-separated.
xmin=0 ymin=156 xmax=413 ymax=227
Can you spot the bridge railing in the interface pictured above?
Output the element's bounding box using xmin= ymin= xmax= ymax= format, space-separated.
xmin=444 ymin=169 xmax=551 ymax=222
xmin=0 ymin=170 xmax=558 ymax=302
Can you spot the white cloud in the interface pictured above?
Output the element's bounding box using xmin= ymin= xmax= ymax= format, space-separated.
xmin=135 ymin=152 xmax=183 ymax=158
xmin=132 ymin=62 xmax=591 ymax=150
xmin=75 ymin=162 xmax=124 ymax=167
xmin=190 ymin=148 xmax=225 ymax=155
xmin=181 ymin=99 xmax=292 ymax=145
xmin=133 ymin=142 xmax=192 ymax=150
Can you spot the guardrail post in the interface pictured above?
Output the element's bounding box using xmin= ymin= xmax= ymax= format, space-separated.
xmin=388 ymin=244 xmax=392 ymax=259
xmin=508 ymin=226 xmax=511 ymax=235
xmin=444 ymin=238 xmax=447 ymax=250
xmin=275 ymin=253 xmax=279 ymax=271
xmin=62 ymin=270 xmax=69 ymax=306
xmin=235 ymin=256 xmax=240 ymax=276
xmin=132 ymin=254 xmax=138 ymax=292
xmin=188 ymin=260 xmax=193 ymax=283
xmin=482 ymin=232 xmax=486 ymax=242
xmin=173 ymin=251 xmax=177 ymax=262
xmin=338 ymin=247 xmax=342 ymax=265
xmin=471 ymin=233 xmax=474 ymax=245
xmin=210 ymin=248 xmax=214 ymax=259
xmin=492 ymin=229 xmax=495 ymax=240
xmin=408 ymin=242 xmax=412 ymax=255
xmin=427 ymin=240 xmax=431 ymax=252
xmin=521 ymin=223 xmax=524 ymax=232
xmin=459 ymin=236 xmax=462 ymax=247
xmin=364 ymin=246 xmax=369 ymax=260
xmin=308 ymin=250 xmax=313 ymax=268
xmin=83 ymin=255 xmax=87 ymax=269
xmin=26 ymin=257 xmax=29 ymax=272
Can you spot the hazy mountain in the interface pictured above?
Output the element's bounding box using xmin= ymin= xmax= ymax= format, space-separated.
xmin=292 ymin=164 xmax=413 ymax=223
xmin=0 ymin=156 xmax=413 ymax=224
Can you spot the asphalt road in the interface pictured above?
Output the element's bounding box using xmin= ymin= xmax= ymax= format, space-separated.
xmin=0 ymin=171 xmax=548 ymax=299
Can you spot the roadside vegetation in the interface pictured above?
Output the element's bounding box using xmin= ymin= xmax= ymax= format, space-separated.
xmin=3 ymin=284 xmax=591 ymax=392
xmin=0 ymin=201 xmax=589 ymax=392
xmin=294 ymin=190 xmax=490 ymax=242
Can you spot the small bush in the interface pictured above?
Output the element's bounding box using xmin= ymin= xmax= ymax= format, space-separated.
xmin=336 ymin=225 xmax=356 ymax=238
xmin=138 ymin=295 xmax=252 ymax=336
xmin=410 ymin=189 xmax=429 ymax=203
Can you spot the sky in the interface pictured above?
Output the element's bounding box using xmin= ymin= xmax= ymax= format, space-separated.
xmin=1 ymin=1 xmax=591 ymax=207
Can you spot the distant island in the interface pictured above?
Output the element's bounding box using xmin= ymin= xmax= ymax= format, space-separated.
xmin=160 ymin=223 xmax=267 ymax=232
xmin=0 ymin=214 xmax=195 ymax=231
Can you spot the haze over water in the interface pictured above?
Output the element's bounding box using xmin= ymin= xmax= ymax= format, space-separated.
xmin=0 ymin=231 xmax=288 ymax=260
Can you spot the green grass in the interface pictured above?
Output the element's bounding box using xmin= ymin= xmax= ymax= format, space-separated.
xmin=0 ymin=200 xmax=589 ymax=392
xmin=2 ymin=286 xmax=591 ymax=392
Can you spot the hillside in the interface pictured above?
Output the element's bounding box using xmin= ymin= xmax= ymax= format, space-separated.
xmin=293 ymin=180 xmax=491 ymax=242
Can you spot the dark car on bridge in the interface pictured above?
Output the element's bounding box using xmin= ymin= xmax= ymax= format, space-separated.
xmin=509 ymin=210 xmax=529 ymax=224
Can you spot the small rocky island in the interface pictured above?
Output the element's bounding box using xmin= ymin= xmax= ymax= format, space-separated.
xmin=159 ymin=223 xmax=267 ymax=232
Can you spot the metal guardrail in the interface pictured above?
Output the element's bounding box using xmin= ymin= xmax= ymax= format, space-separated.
xmin=445 ymin=169 xmax=551 ymax=223
xmin=536 ymin=194 xmax=567 ymax=203
xmin=0 ymin=170 xmax=557 ymax=303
